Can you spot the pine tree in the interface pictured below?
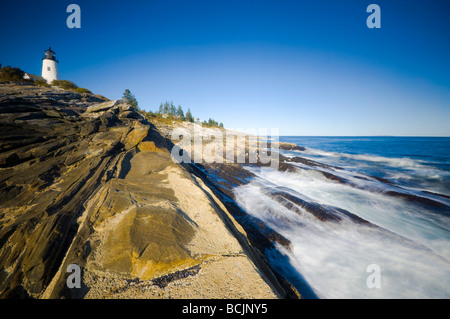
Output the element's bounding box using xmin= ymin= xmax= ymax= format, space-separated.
xmin=122 ymin=89 xmax=139 ymax=111
xmin=163 ymin=102 xmax=169 ymax=114
xmin=177 ymin=105 xmax=185 ymax=120
xmin=169 ymin=103 xmax=176 ymax=116
xmin=185 ymin=108 xmax=194 ymax=122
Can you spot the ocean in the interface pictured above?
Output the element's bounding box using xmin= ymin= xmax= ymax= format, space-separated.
xmin=233 ymin=136 xmax=450 ymax=298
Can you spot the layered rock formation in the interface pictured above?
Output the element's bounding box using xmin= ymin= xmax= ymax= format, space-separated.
xmin=0 ymin=83 xmax=295 ymax=299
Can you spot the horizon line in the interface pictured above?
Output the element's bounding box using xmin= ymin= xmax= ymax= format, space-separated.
xmin=217 ymin=130 xmax=450 ymax=138
xmin=277 ymin=135 xmax=450 ymax=137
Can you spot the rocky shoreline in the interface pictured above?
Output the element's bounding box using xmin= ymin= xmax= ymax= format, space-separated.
xmin=153 ymin=116 xmax=450 ymax=299
xmin=4 ymin=82 xmax=446 ymax=299
xmin=0 ymin=83 xmax=298 ymax=299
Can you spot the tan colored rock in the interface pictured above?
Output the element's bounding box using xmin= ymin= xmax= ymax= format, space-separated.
xmin=138 ymin=141 xmax=161 ymax=152
xmin=0 ymin=83 xmax=295 ymax=300
xmin=123 ymin=123 xmax=149 ymax=150
xmin=75 ymin=151 xmax=281 ymax=298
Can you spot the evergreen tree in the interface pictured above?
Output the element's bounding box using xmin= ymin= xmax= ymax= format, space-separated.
xmin=177 ymin=105 xmax=185 ymax=120
xmin=169 ymin=103 xmax=176 ymax=116
xmin=122 ymin=89 xmax=139 ymax=110
xmin=185 ymin=108 xmax=194 ymax=122
xmin=163 ymin=102 xmax=169 ymax=114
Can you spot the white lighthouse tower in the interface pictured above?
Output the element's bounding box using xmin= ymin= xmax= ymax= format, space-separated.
xmin=41 ymin=47 xmax=60 ymax=84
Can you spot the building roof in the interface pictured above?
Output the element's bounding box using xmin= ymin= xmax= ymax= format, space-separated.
xmin=23 ymin=73 xmax=45 ymax=82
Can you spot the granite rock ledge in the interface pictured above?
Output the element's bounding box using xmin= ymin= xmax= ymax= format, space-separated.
xmin=0 ymin=83 xmax=297 ymax=299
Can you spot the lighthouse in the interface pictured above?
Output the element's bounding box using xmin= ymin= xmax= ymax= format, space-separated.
xmin=41 ymin=47 xmax=60 ymax=84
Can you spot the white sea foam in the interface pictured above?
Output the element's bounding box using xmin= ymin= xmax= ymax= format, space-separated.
xmin=300 ymin=147 xmax=424 ymax=168
xmin=234 ymin=167 xmax=450 ymax=298
xmin=284 ymin=147 xmax=450 ymax=196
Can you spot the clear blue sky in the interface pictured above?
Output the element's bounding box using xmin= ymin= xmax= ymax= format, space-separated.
xmin=1 ymin=0 xmax=449 ymax=136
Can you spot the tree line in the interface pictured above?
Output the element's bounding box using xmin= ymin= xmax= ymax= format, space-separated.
xmin=140 ymin=98 xmax=223 ymax=128
xmin=157 ymin=101 xmax=193 ymax=122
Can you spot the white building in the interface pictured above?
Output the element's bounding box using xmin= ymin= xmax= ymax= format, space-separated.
xmin=23 ymin=72 xmax=45 ymax=82
xmin=41 ymin=47 xmax=60 ymax=84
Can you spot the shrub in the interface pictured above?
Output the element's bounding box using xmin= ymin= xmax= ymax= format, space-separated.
xmin=51 ymin=79 xmax=78 ymax=90
xmin=75 ymin=87 xmax=92 ymax=94
xmin=94 ymin=94 xmax=109 ymax=101
xmin=34 ymin=79 xmax=50 ymax=87
xmin=51 ymin=80 xmax=96 ymax=95
xmin=203 ymin=118 xmax=221 ymax=127
xmin=0 ymin=66 xmax=28 ymax=82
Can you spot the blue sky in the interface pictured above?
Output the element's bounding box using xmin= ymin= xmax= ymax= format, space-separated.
xmin=1 ymin=0 xmax=449 ymax=136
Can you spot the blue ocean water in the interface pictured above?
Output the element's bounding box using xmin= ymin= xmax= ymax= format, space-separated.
xmin=233 ymin=136 xmax=450 ymax=298
xmin=279 ymin=136 xmax=450 ymax=196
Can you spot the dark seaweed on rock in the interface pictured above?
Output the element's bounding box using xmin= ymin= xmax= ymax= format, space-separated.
xmin=152 ymin=265 xmax=201 ymax=288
